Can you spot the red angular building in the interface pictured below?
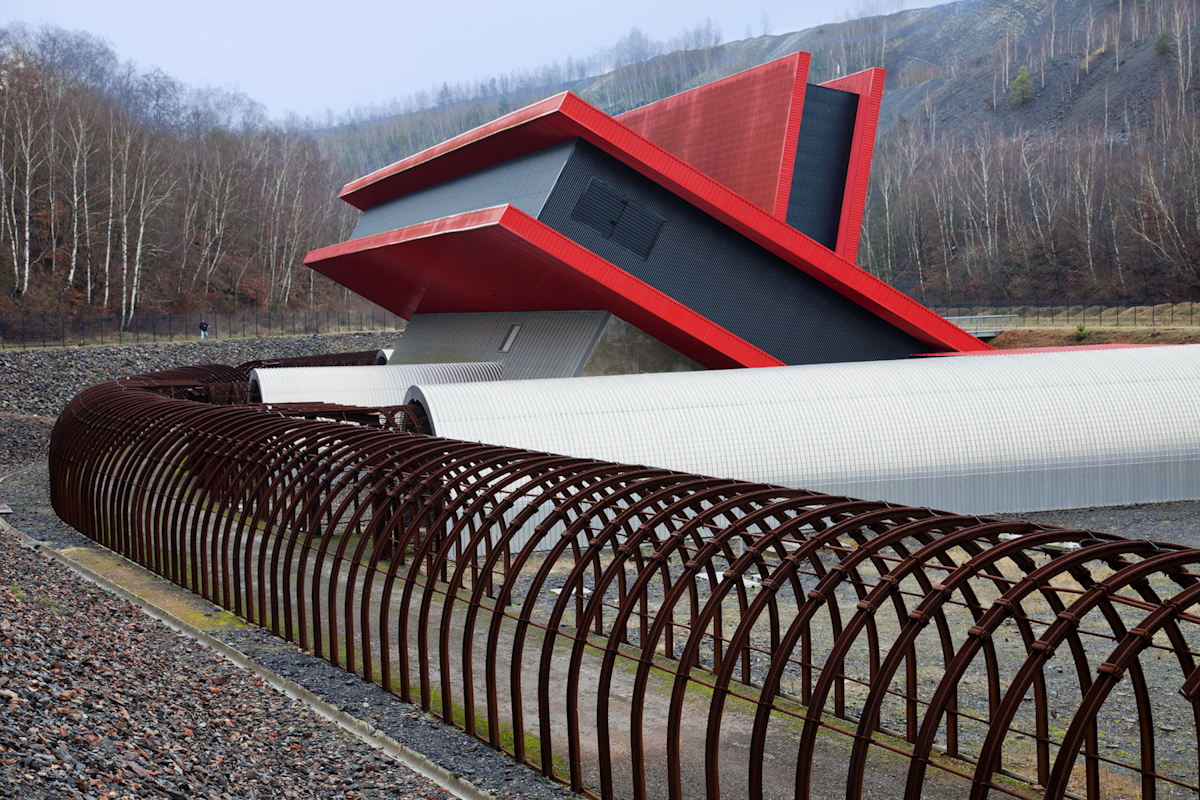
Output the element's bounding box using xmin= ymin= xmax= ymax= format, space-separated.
xmin=306 ymin=53 xmax=988 ymax=373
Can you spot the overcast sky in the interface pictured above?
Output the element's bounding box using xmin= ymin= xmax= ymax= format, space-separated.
xmin=1 ymin=0 xmax=889 ymax=119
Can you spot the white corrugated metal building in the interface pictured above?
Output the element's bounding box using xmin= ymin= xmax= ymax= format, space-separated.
xmin=404 ymin=346 xmax=1200 ymax=514
xmin=250 ymin=362 xmax=501 ymax=407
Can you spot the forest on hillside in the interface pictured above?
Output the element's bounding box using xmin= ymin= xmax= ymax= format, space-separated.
xmin=0 ymin=25 xmax=359 ymax=321
xmin=1 ymin=0 xmax=1199 ymax=323
xmin=861 ymin=0 xmax=1200 ymax=303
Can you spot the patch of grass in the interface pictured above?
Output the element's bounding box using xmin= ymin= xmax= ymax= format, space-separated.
xmin=423 ymin=683 xmax=564 ymax=775
xmin=9 ymin=584 xmax=26 ymax=602
xmin=992 ymin=326 xmax=1200 ymax=349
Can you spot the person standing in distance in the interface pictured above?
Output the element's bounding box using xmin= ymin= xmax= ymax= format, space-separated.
xmin=199 ymin=319 xmax=209 ymax=340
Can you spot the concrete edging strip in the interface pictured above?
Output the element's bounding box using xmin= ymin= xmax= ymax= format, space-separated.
xmin=0 ymin=515 xmax=496 ymax=800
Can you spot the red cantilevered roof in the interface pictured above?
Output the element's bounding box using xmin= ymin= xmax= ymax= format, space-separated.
xmin=305 ymin=205 xmax=778 ymax=369
xmin=321 ymin=70 xmax=989 ymax=360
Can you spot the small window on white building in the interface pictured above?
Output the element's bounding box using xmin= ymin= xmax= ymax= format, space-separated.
xmin=499 ymin=324 xmax=522 ymax=353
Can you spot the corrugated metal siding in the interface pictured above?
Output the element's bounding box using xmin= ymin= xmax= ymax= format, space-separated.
xmin=386 ymin=310 xmax=612 ymax=380
xmin=538 ymin=140 xmax=924 ymax=365
xmin=405 ymin=346 xmax=1200 ymax=515
xmin=785 ymin=85 xmax=858 ymax=249
xmin=351 ymin=142 xmax=574 ymax=240
xmin=250 ymin=362 xmax=501 ymax=406
xmin=570 ymin=178 xmax=664 ymax=259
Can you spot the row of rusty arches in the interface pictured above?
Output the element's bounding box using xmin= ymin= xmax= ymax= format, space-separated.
xmin=48 ymin=363 xmax=1200 ymax=800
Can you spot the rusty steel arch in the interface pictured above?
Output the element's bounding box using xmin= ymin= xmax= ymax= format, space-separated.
xmin=48 ymin=364 xmax=1200 ymax=800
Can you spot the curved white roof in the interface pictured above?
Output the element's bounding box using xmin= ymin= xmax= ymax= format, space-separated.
xmin=406 ymin=346 xmax=1200 ymax=514
xmin=375 ymin=349 xmax=394 ymax=365
xmin=252 ymin=362 xmax=501 ymax=407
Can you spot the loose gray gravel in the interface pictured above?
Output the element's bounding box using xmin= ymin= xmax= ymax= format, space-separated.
xmin=1 ymin=333 xmax=396 ymax=474
xmin=997 ymin=502 xmax=1200 ymax=546
xmin=1 ymin=465 xmax=577 ymax=800
xmin=0 ymin=332 xmax=398 ymax=419
xmin=0 ymin=506 xmax=453 ymax=800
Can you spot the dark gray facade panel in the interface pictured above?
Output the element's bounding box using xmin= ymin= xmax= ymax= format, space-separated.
xmin=389 ymin=310 xmax=611 ymax=380
xmin=351 ymin=141 xmax=575 ymax=240
xmin=571 ymin=178 xmax=664 ymax=259
xmin=785 ymin=85 xmax=859 ymax=249
xmin=611 ymin=199 xmax=665 ymax=259
xmin=570 ymin=178 xmax=625 ymax=237
xmin=538 ymin=140 xmax=925 ymax=365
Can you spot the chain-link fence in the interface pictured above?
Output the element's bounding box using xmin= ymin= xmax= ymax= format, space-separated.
xmin=928 ymin=301 xmax=1200 ymax=328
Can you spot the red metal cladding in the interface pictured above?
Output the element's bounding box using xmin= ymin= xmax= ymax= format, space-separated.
xmin=304 ymin=206 xmax=781 ymax=369
xmin=818 ymin=67 xmax=885 ymax=264
xmin=616 ymin=53 xmax=809 ymax=218
xmin=325 ymin=59 xmax=989 ymax=356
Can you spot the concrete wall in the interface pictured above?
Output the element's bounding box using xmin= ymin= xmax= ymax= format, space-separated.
xmin=578 ymin=315 xmax=703 ymax=376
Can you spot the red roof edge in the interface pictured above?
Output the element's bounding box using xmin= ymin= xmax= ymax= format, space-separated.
xmin=819 ymin=68 xmax=885 ymax=264
xmin=304 ymin=205 xmax=784 ymax=370
xmin=771 ymin=53 xmax=810 ymax=221
xmin=338 ymin=94 xmax=572 ymax=211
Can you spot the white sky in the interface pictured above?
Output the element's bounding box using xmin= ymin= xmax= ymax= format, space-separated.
xmin=1 ymin=0 xmax=884 ymax=119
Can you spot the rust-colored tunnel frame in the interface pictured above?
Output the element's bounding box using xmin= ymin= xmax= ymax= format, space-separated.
xmin=49 ymin=363 xmax=1200 ymax=800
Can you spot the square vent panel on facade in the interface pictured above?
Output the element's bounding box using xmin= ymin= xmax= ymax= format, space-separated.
xmin=571 ymin=178 xmax=665 ymax=260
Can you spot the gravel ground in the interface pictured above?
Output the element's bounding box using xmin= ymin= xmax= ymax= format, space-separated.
xmin=0 ymin=332 xmax=398 ymax=421
xmin=1 ymin=332 xmax=397 ymax=473
xmin=0 ymin=510 xmax=453 ymax=800
xmin=997 ymin=502 xmax=1200 ymax=546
